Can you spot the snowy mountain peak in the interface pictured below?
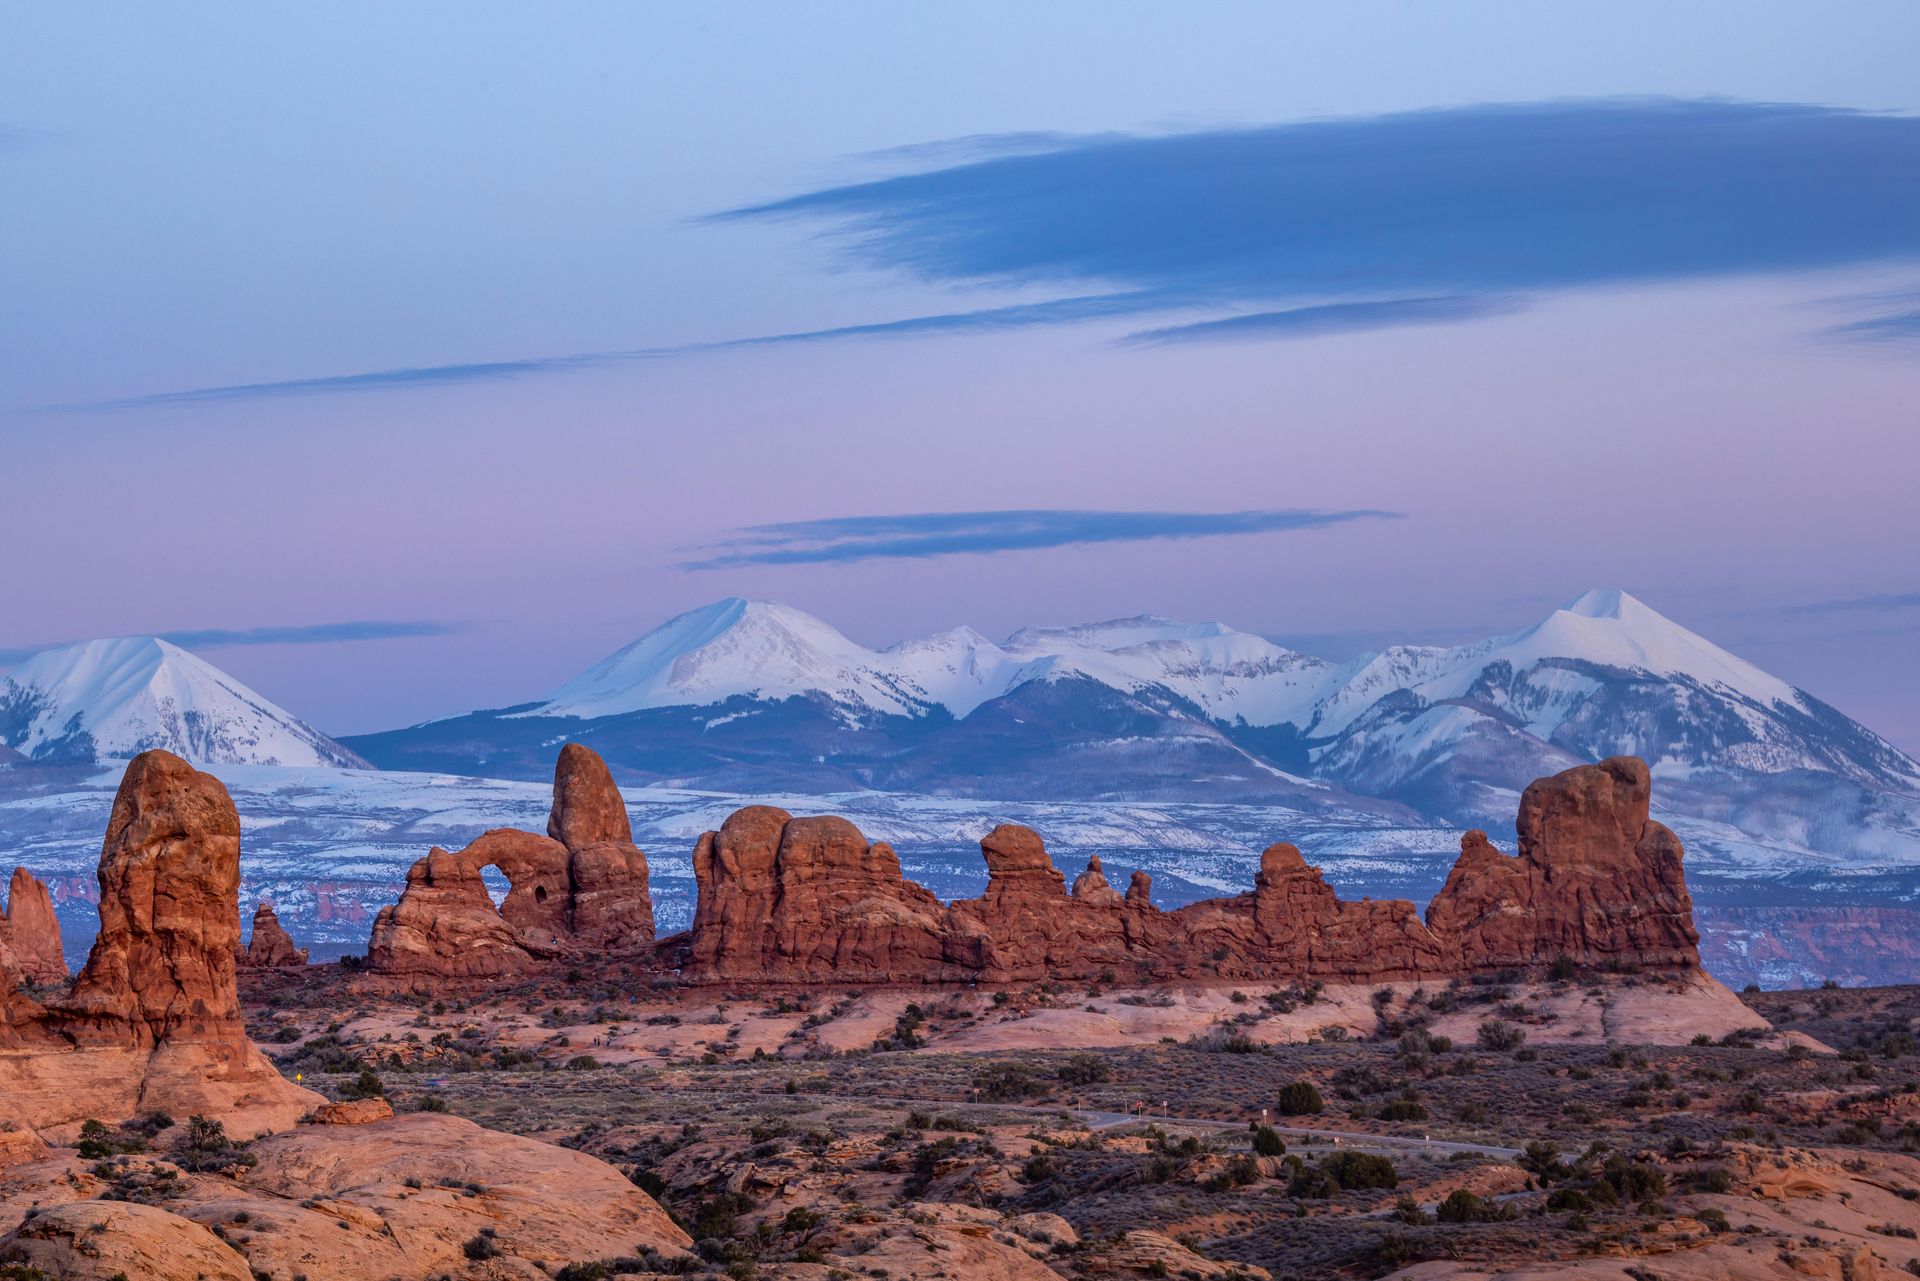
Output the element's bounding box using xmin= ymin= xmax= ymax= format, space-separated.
xmin=534 ymin=598 xmax=916 ymax=720
xmin=0 ymin=636 xmax=364 ymax=768
xmin=1562 ymin=586 xmax=1637 ymax=619
xmin=1506 ymin=589 xmax=1802 ymax=710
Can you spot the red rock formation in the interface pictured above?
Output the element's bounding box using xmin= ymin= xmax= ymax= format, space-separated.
xmin=0 ymin=750 xmax=322 ymax=1139
xmin=682 ymin=755 xmax=1699 ymax=986
xmin=689 ymin=807 xmax=948 ymax=983
xmin=367 ymin=845 xmax=544 ymax=979
xmin=0 ymin=867 xmax=65 ymax=985
xmin=240 ymin=901 xmax=309 ymax=968
xmin=549 ymin=741 xmax=634 ymax=848
xmin=1424 ymin=755 xmax=1698 ymax=969
xmin=367 ymin=743 xmax=654 ymax=977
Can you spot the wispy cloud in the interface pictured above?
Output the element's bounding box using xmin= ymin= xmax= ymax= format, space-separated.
xmin=0 ymin=619 xmax=470 ymax=666
xmin=1787 ymin=591 xmax=1920 ymax=615
xmin=681 ymin=508 xmax=1398 ymax=569
xmin=1121 ymin=296 xmax=1521 ymax=346
xmin=65 ymin=97 xmax=1920 ymax=407
xmin=1810 ymin=285 xmax=1920 ymax=346
xmin=68 ymin=293 xmax=1184 ymax=409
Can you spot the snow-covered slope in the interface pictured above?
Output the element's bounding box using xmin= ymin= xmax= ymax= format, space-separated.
xmin=351 ymin=590 xmax=1920 ymax=857
xmin=0 ymin=637 xmax=366 ymax=768
xmin=1300 ymin=589 xmax=1920 ymax=796
xmin=522 ymin=591 xmax=1918 ymax=785
xmin=1309 ymin=589 xmax=1802 ymax=739
xmin=529 ymin=599 xmax=1341 ymax=726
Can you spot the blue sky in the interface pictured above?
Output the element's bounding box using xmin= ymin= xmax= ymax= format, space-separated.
xmin=4 ymin=3 xmax=1920 ymax=747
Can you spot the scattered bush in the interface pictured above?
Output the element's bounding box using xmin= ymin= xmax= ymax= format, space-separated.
xmin=1275 ymin=1081 xmax=1324 ymax=1116
xmin=1477 ymin=1019 xmax=1526 ymax=1052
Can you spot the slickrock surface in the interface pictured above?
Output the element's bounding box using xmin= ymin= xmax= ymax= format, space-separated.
xmin=687 ymin=756 xmax=1699 ymax=985
xmin=0 ymin=867 xmax=65 ymax=985
xmin=0 ymin=750 xmax=322 ymax=1139
xmin=0 ymin=1114 xmax=692 ymax=1280
xmin=239 ymin=900 xmax=308 ymax=967
xmin=367 ymin=742 xmax=654 ymax=976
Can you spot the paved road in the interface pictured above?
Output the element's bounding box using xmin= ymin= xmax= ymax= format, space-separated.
xmin=702 ymin=1087 xmax=1520 ymax=1160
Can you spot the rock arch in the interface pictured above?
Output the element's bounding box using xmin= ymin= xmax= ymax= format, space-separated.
xmin=367 ymin=744 xmax=655 ymax=978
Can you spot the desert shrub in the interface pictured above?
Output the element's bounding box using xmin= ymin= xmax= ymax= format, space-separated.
xmin=1546 ymin=1187 xmax=1592 ymax=1212
xmin=1519 ymin=1141 xmax=1571 ymax=1181
xmin=1320 ymin=1151 xmax=1398 ymax=1190
xmin=1378 ymin=1096 xmax=1429 ymax=1122
xmin=1477 ymin=1019 xmax=1526 ymax=1052
xmin=1056 ymin=1053 xmax=1112 ymax=1086
xmin=1275 ymin=1081 xmax=1324 ymax=1115
xmin=1193 ymin=1026 xmax=1261 ymax=1054
xmin=1205 ymin=1153 xmax=1261 ymax=1192
xmin=464 ymin=1229 xmax=501 ymax=1260
xmin=340 ymin=1068 xmax=385 ymax=1100
xmin=1250 ymin=1124 xmax=1286 ymax=1156
xmin=1600 ymin=1156 xmax=1666 ymax=1203
xmin=1436 ymin=1188 xmax=1512 ymax=1222
xmin=973 ymin=1062 xmax=1047 ymax=1101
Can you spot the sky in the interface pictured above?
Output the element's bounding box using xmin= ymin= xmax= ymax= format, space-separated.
xmin=4 ymin=3 xmax=1920 ymax=748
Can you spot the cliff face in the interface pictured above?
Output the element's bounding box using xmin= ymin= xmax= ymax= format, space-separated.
xmin=684 ymin=756 xmax=1701 ymax=985
xmin=367 ymin=743 xmax=655 ymax=978
xmin=0 ymin=750 xmax=322 ymax=1138
xmin=1697 ymin=905 xmax=1920 ymax=989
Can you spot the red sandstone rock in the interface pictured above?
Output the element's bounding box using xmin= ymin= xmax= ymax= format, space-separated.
xmin=1072 ymin=856 xmax=1123 ymax=906
xmin=548 ymin=741 xmax=634 ymax=848
xmin=240 ymin=901 xmax=308 ymax=968
xmin=367 ymin=845 xmax=542 ymax=979
xmin=683 ymin=755 xmax=1700 ymax=986
xmin=690 ymin=807 xmax=947 ymax=983
xmin=0 ymin=750 xmax=322 ymax=1139
xmin=366 ymin=743 xmax=654 ymax=978
xmin=308 ymin=1097 xmax=395 ymax=1125
xmin=0 ymin=868 xmax=65 ymax=986
xmin=1424 ymin=755 xmax=1698 ymax=969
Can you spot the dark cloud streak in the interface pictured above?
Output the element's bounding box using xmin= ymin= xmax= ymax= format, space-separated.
xmin=0 ymin=620 xmax=471 ymax=666
xmin=1121 ymin=296 xmax=1521 ymax=345
xmin=681 ymin=508 xmax=1398 ymax=569
xmin=59 ymin=98 xmax=1920 ymax=409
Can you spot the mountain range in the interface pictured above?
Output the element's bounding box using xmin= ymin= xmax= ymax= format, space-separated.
xmin=6 ymin=593 xmax=1918 ymax=867
xmin=5 ymin=592 xmax=1919 ymax=986
xmin=333 ymin=591 xmax=1920 ymax=864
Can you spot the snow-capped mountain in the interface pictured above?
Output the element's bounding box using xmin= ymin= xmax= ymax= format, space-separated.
xmin=345 ymin=590 xmax=1920 ymax=862
xmin=0 ymin=637 xmax=366 ymax=768
xmin=524 ymin=598 xmax=1339 ymax=727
